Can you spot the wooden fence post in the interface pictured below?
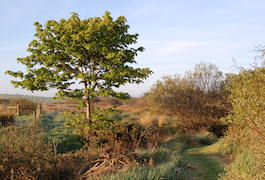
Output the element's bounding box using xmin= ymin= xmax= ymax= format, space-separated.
xmin=33 ymin=111 xmax=36 ymax=124
xmin=36 ymin=104 xmax=41 ymax=122
xmin=16 ymin=104 xmax=20 ymax=116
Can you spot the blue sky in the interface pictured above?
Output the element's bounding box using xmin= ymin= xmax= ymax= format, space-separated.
xmin=1 ymin=0 xmax=265 ymax=97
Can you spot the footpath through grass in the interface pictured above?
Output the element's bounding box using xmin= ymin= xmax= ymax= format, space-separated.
xmin=163 ymin=133 xmax=226 ymax=180
xmin=102 ymin=133 xmax=226 ymax=180
xmin=183 ymin=149 xmax=225 ymax=180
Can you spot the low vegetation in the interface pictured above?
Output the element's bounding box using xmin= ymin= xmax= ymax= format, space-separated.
xmin=219 ymin=66 xmax=265 ymax=179
xmin=145 ymin=62 xmax=229 ymax=135
xmin=0 ymin=113 xmax=14 ymax=127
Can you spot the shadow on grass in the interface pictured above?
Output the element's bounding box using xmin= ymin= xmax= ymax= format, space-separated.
xmin=184 ymin=151 xmax=225 ymax=180
xmin=40 ymin=113 xmax=85 ymax=153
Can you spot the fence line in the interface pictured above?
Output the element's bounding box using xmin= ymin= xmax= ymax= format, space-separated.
xmin=0 ymin=104 xmax=20 ymax=115
xmin=41 ymin=103 xmax=83 ymax=113
xmin=0 ymin=103 xmax=84 ymax=123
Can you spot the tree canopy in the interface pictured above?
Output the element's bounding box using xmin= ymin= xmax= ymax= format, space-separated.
xmin=6 ymin=12 xmax=152 ymax=120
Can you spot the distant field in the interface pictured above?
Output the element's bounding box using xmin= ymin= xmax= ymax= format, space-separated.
xmin=0 ymin=94 xmax=54 ymax=103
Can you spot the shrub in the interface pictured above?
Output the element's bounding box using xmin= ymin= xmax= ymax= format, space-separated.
xmin=65 ymin=108 xmax=168 ymax=151
xmin=0 ymin=113 xmax=14 ymax=127
xmin=65 ymin=108 xmax=118 ymax=136
xmin=145 ymin=63 xmax=229 ymax=132
xmin=0 ymin=126 xmax=58 ymax=179
xmin=221 ymin=67 xmax=265 ymax=179
xmin=0 ymin=125 xmax=84 ymax=179
xmin=87 ymin=122 xmax=171 ymax=156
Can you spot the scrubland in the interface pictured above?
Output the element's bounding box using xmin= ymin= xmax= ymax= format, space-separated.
xmin=0 ymin=62 xmax=264 ymax=180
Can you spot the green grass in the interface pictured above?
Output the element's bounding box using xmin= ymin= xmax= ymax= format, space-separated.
xmin=99 ymin=131 xmax=225 ymax=180
xmin=15 ymin=114 xmax=34 ymax=125
xmin=15 ymin=112 xmax=84 ymax=153
xmin=100 ymin=147 xmax=189 ymax=180
xmin=183 ymin=150 xmax=224 ymax=180
xmin=181 ymin=132 xmax=225 ymax=180
xmin=40 ymin=113 xmax=85 ymax=153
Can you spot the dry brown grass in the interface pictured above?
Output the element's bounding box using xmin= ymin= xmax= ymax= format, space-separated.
xmin=118 ymin=98 xmax=148 ymax=113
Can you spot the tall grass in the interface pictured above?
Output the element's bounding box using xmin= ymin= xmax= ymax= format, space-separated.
xmin=100 ymin=147 xmax=188 ymax=180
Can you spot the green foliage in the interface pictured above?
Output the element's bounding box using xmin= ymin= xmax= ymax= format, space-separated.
xmin=220 ymin=149 xmax=260 ymax=180
xmin=6 ymin=12 xmax=152 ymax=104
xmin=65 ymin=108 xmax=168 ymax=150
xmin=145 ymin=62 xmax=228 ymax=132
xmin=223 ymin=68 xmax=265 ymax=127
xmin=85 ymin=120 xmax=144 ymax=149
xmin=221 ymin=67 xmax=265 ymax=179
xmin=65 ymin=108 xmax=118 ymax=136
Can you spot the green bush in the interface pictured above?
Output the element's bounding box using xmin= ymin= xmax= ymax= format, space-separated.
xmin=65 ymin=108 xmax=168 ymax=152
xmin=65 ymin=108 xmax=118 ymax=136
xmin=221 ymin=67 xmax=265 ymax=179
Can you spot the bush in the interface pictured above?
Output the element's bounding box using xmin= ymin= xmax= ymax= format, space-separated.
xmin=84 ymin=120 xmax=165 ymax=151
xmin=0 ymin=126 xmax=58 ymax=179
xmin=221 ymin=67 xmax=265 ymax=179
xmin=0 ymin=125 xmax=84 ymax=179
xmin=145 ymin=62 xmax=229 ymax=132
xmin=65 ymin=108 xmax=118 ymax=136
xmin=0 ymin=113 xmax=14 ymax=127
xmin=65 ymin=108 xmax=168 ymax=152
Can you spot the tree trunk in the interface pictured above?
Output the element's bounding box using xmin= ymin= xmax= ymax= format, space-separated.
xmin=86 ymin=97 xmax=92 ymax=123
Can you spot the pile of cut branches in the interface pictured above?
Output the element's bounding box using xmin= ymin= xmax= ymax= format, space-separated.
xmin=77 ymin=151 xmax=138 ymax=179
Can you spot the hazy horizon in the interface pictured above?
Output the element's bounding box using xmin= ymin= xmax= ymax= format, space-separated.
xmin=1 ymin=0 xmax=265 ymax=97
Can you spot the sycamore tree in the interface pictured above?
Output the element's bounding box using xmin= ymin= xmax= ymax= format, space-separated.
xmin=6 ymin=12 xmax=152 ymax=122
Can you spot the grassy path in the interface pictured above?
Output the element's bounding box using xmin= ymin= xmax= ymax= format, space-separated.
xmin=183 ymin=148 xmax=225 ymax=180
xmin=164 ymin=135 xmax=225 ymax=180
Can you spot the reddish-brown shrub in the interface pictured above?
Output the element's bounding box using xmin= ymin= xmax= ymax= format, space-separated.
xmin=145 ymin=63 xmax=229 ymax=132
xmin=0 ymin=126 xmax=82 ymax=179
xmin=0 ymin=113 xmax=14 ymax=127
